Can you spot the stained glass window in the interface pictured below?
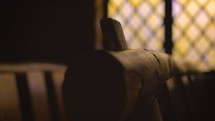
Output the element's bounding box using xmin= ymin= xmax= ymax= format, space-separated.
xmin=172 ymin=0 xmax=215 ymax=71
xmin=108 ymin=0 xmax=215 ymax=71
xmin=108 ymin=0 xmax=164 ymax=50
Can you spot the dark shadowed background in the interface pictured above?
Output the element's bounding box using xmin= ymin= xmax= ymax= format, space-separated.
xmin=1 ymin=0 xmax=95 ymax=64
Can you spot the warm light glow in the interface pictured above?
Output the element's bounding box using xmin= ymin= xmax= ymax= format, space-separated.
xmin=175 ymin=37 xmax=190 ymax=55
xmin=129 ymin=0 xmax=142 ymax=7
xmin=196 ymin=0 xmax=208 ymax=5
xmin=108 ymin=0 xmax=164 ymax=51
xmin=186 ymin=1 xmax=199 ymax=16
xmin=173 ymin=0 xmax=215 ymax=71
xmin=110 ymin=0 xmax=123 ymax=7
xmin=205 ymin=0 xmax=215 ymax=16
xmin=175 ymin=13 xmax=190 ymax=28
xmin=108 ymin=0 xmax=215 ymax=71
xmin=148 ymin=0 xmax=161 ymax=6
xmin=178 ymin=0 xmax=187 ymax=4
xmin=108 ymin=3 xmax=116 ymax=17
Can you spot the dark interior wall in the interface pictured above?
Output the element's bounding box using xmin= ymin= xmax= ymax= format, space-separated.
xmin=1 ymin=0 xmax=95 ymax=64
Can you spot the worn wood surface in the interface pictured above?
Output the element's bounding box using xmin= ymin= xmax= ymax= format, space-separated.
xmin=62 ymin=18 xmax=177 ymax=121
xmin=62 ymin=49 xmax=176 ymax=121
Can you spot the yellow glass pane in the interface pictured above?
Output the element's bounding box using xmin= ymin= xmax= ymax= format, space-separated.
xmin=157 ymin=27 xmax=164 ymax=40
xmin=147 ymin=14 xmax=161 ymax=29
xmin=173 ymin=25 xmax=182 ymax=41
xmin=109 ymin=0 xmax=124 ymax=7
xmin=195 ymin=11 xmax=209 ymax=29
xmin=196 ymin=0 xmax=208 ymax=6
xmin=206 ymin=24 xmax=215 ymax=40
xmin=108 ymin=3 xmax=117 ymax=17
xmin=129 ymin=0 xmax=142 ymax=7
xmin=186 ymin=25 xmax=200 ymax=41
xmin=129 ymin=14 xmax=142 ymax=29
xmin=175 ymin=12 xmax=190 ymax=28
xmin=175 ymin=37 xmax=190 ymax=55
xmin=137 ymin=2 xmax=152 ymax=18
xmin=155 ymin=1 xmax=164 ymax=17
xmin=205 ymin=0 xmax=215 ymax=16
xmin=195 ymin=37 xmax=209 ymax=54
xmin=178 ymin=0 xmax=188 ymax=4
xmin=139 ymin=27 xmax=152 ymax=40
xmin=173 ymin=1 xmax=182 ymax=17
xmin=186 ymin=1 xmax=199 ymax=16
xmin=121 ymin=2 xmax=133 ymax=18
xmin=148 ymin=0 xmax=161 ymax=6
xmin=137 ymin=27 xmax=146 ymax=40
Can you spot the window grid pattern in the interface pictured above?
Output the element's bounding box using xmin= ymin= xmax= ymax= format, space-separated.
xmin=172 ymin=0 xmax=215 ymax=71
xmin=108 ymin=0 xmax=164 ymax=50
xmin=108 ymin=0 xmax=215 ymax=71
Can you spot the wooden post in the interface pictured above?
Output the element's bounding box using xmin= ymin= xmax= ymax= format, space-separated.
xmin=62 ymin=18 xmax=177 ymax=121
xmin=62 ymin=49 xmax=176 ymax=121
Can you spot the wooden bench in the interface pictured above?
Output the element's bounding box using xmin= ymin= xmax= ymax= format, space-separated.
xmin=0 ymin=63 xmax=67 ymax=121
xmin=0 ymin=64 xmax=213 ymax=121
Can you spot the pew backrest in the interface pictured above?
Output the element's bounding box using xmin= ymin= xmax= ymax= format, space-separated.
xmin=0 ymin=63 xmax=66 ymax=121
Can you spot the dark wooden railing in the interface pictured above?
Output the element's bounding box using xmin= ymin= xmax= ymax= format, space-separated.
xmin=0 ymin=63 xmax=67 ymax=121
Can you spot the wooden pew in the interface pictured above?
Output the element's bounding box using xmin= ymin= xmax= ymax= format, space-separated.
xmin=0 ymin=63 xmax=66 ymax=121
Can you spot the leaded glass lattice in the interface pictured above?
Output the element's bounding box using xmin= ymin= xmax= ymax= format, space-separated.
xmin=108 ymin=0 xmax=215 ymax=71
xmin=172 ymin=0 xmax=215 ymax=71
xmin=108 ymin=0 xmax=164 ymax=50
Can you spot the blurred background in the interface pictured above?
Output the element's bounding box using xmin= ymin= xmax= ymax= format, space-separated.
xmin=0 ymin=0 xmax=214 ymax=121
xmin=107 ymin=0 xmax=215 ymax=72
xmin=1 ymin=0 xmax=215 ymax=71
